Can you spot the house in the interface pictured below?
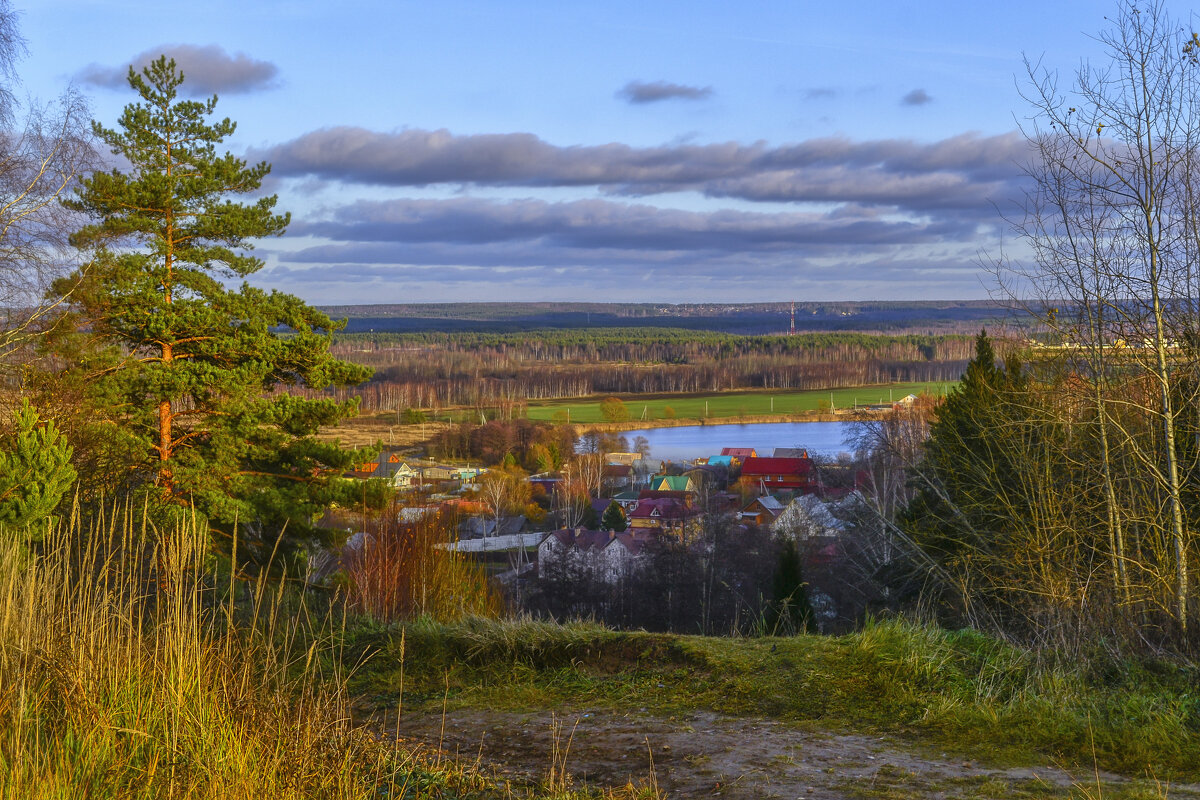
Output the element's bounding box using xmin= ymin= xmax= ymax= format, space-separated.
xmin=344 ymin=452 xmax=425 ymax=489
xmin=606 ymin=452 xmax=643 ymax=466
xmin=721 ymin=447 xmax=757 ymax=459
xmin=454 ymin=466 xmax=484 ymax=483
xmin=772 ymin=447 xmax=810 ymax=459
xmin=740 ymin=495 xmax=785 ymax=525
xmin=648 ymin=474 xmax=697 ymax=494
xmin=611 ymin=489 xmax=641 ymax=512
xmin=421 ymin=465 xmax=460 ymax=483
xmin=739 ymin=456 xmax=819 ymax=494
xmin=628 ymin=497 xmax=702 ymax=537
xmin=602 ymin=464 xmax=635 ymax=491
xmin=537 ymin=528 xmax=658 ymax=583
xmin=771 ymin=493 xmax=846 ymax=541
xmin=704 ymin=455 xmax=734 ymax=468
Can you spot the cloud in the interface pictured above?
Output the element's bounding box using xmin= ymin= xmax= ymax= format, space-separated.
xmin=618 ymin=80 xmax=713 ymax=104
xmin=253 ymin=126 xmax=1031 ymax=302
xmin=257 ymin=128 xmax=1030 ymax=215
xmin=901 ymin=88 xmax=933 ymax=106
xmin=76 ymin=45 xmax=280 ymax=96
xmin=289 ymin=196 xmax=974 ymax=254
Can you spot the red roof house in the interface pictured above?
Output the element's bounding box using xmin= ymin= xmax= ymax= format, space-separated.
xmin=739 ymin=456 xmax=819 ymax=494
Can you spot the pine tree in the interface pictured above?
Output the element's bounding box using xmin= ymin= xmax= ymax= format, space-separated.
xmin=54 ymin=58 xmax=371 ymax=553
xmin=0 ymin=400 xmax=75 ymax=535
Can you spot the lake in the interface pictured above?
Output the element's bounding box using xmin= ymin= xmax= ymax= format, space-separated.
xmin=615 ymin=421 xmax=858 ymax=461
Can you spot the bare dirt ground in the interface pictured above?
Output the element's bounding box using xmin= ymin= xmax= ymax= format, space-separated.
xmin=383 ymin=709 xmax=1200 ymax=799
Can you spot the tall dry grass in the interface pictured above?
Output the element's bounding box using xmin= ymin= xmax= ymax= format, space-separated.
xmin=0 ymin=508 xmax=482 ymax=799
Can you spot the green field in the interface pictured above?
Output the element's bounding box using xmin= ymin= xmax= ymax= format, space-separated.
xmin=522 ymin=381 xmax=954 ymax=424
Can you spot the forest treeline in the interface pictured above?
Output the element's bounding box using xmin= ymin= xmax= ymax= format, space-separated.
xmin=319 ymin=329 xmax=974 ymax=410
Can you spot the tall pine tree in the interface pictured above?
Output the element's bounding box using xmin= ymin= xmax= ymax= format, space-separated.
xmin=55 ymin=57 xmax=371 ymax=555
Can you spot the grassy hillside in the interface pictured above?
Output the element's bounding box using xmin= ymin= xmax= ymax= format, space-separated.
xmin=344 ymin=617 xmax=1200 ymax=782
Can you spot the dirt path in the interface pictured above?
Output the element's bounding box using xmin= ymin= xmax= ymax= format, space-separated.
xmin=383 ymin=709 xmax=1200 ymax=799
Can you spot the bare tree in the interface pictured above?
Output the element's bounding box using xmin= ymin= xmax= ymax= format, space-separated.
xmin=0 ymin=2 xmax=92 ymax=367
xmin=1006 ymin=0 xmax=1200 ymax=635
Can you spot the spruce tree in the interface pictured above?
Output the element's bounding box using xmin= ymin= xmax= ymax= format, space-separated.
xmin=54 ymin=58 xmax=371 ymax=554
xmin=600 ymin=500 xmax=627 ymax=532
xmin=0 ymin=400 xmax=75 ymax=535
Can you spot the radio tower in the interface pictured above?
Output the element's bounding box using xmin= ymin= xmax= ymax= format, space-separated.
xmin=789 ymin=300 xmax=796 ymax=335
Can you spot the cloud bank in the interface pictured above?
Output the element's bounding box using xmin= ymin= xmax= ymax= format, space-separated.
xmin=77 ymin=45 xmax=280 ymax=96
xmin=256 ymin=127 xmax=1028 ymax=215
xmin=252 ymin=125 xmax=1028 ymax=301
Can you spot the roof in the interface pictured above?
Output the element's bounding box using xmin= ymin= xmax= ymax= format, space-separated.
xmin=542 ymin=528 xmax=659 ymax=556
xmin=741 ymin=456 xmax=814 ymax=477
xmin=721 ymin=447 xmax=757 ymax=457
xmin=630 ymin=497 xmax=697 ymax=520
xmin=705 ymin=455 xmax=734 ymax=467
xmin=652 ymin=475 xmax=694 ymax=492
xmin=772 ymin=448 xmax=810 ymax=459
xmin=602 ymin=464 xmax=634 ymax=478
xmin=745 ymin=495 xmax=785 ymax=513
xmin=441 ymin=532 xmax=546 ymax=553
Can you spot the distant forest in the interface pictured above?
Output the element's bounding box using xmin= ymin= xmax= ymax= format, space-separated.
xmin=323 ymin=328 xmax=975 ymax=411
xmin=322 ymin=300 xmax=1021 ymax=336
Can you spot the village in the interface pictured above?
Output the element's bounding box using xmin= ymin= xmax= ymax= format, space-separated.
xmin=333 ymin=432 xmax=886 ymax=633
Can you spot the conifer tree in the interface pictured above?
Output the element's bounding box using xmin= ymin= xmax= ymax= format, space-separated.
xmin=54 ymin=58 xmax=371 ymax=552
xmin=600 ymin=500 xmax=627 ymax=532
xmin=0 ymin=400 xmax=75 ymax=534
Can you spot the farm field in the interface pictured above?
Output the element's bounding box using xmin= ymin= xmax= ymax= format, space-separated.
xmin=523 ymin=381 xmax=954 ymax=424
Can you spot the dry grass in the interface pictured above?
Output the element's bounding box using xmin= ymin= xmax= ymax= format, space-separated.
xmin=0 ymin=508 xmax=663 ymax=799
xmin=0 ymin=509 xmax=486 ymax=799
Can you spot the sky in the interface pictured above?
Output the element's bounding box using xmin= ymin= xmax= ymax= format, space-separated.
xmin=12 ymin=0 xmax=1191 ymax=304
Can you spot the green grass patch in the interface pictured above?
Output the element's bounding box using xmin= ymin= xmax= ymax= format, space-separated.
xmin=522 ymin=382 xmax=954 ymax=423
xmin=344 ymin=617 xmax=1200 ymax=782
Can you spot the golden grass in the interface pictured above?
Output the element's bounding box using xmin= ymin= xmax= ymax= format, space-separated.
xmin=0 ymin=509 xmax=482 ymax=799
xmin=0 ymin=508 xmax=663 ymax=799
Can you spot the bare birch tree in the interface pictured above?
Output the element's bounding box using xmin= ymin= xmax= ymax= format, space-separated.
xmin=1010 ymin=0 xmax=1200 ymax=636
xmin=0 ymin=1 xmax=92 ymax=366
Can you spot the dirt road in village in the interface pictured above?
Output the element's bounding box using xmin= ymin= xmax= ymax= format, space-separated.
xmin=386 ymin=708 xmax=1200 ymax=799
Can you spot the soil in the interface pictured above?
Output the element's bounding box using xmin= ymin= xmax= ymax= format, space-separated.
xmin=382 ymin=708 xmax=1200 ymax=799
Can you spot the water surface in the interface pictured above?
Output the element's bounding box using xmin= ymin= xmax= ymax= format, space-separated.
xmin=616 ymin=421 xmax=856 ymax=462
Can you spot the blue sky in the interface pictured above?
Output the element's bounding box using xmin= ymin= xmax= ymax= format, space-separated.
xmin=14 ymin=1 xmax=1186 ymax=304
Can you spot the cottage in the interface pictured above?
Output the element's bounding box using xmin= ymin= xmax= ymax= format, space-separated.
xmin=771 ymin=493 xmax=846 ymax=540
xmin=611 ymin=489 xmax=641 ymax=511
xmin=628 ymin=497 xmax=702 ymax=537
xmin=741 ymin=495 xmax=785 ymax=525
xmin=602 ymin=464 xmax=635 ymax=491
xmin=740 ymin=456 xmax=819 ymax=494
xmin=537 ymin=528 xmax=657 ymax=584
